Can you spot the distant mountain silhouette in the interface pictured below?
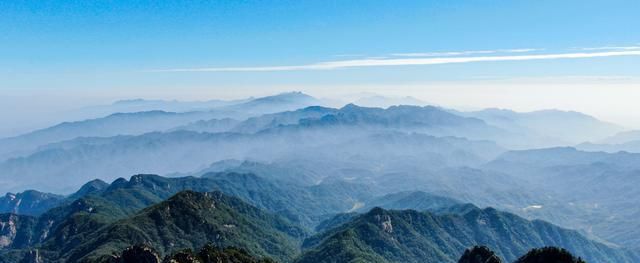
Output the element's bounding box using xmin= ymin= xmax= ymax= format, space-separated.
xmin=0 ymin=92 xmax=324 ymax=162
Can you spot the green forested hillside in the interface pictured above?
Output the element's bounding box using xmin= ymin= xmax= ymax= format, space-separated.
xmin=1 ymin=174 xmax=637 ymax=263
xmin=297 ymin=207 xmax=638 ymax=263
xmin=63 ymin=191 xmax=306 ymax=262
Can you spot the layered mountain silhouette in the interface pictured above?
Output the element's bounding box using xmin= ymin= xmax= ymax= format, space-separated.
xmin=486 ymin=147 xmax=640 ymax=247
xmin=459 ymin=108 xmax=623 ymax=146
xmin=0 ymin=122 xmax=504 ymax=193
xmin=0 ymin=92 xmax=323 ymax=162
xmin=1 ymin=92 xmax=638 ymax=263
xmin=1 ymin=174 xmax=637 ymax=262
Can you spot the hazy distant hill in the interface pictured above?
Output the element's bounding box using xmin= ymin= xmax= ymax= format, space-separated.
xmin=459 ymin=108 xmax=623 ymax=147
xmin=1 ymin=96 xmax=637 ymax=261
xmin=598 ymin=130 xmax=640 ymax=144
xmin=358 ymin=191 xmax=462 ymax=212
xmin=0 ymin=121 xmax=504 ymax=193
xmin=576 ymin=140 xmax=640 ymax=153
xmin=0 ymin=111 xmax=218 ymax=161
xmin=353 ymin=95 xmax=430 ymax=108
xmin=182 ymin=160 xmax=325 ymax=186
xmin=169 ymin=118 xmax=241 ymax=133
xmin=79 ymin=97 xmax=248 ymax=116
xmin=486 ymin=147 xmax=640 ymax=247
xmin=231 ymin=106 xmax=336 ymax=133
xmin=223 ymin=91 xmax=322 ymax=115
xmin=0 ymin=92 xmax=324 ymax=162
xmin=298 ymin=104 xmax=504 ymax=139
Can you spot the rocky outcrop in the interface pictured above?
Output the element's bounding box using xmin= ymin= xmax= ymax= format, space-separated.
xmin=0 ymin=190 xmax=64 ymax=216
xmin=0 ymin=214 xmax=18 ymax=248
xmin=0 ymin=213 xmax=38 ymax=249
xmin=19 ymin=249 xmax=43 ymax=263
xmin=458 ymin=246 xmax=503 ymax=263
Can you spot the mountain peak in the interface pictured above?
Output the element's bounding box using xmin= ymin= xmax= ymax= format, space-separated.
xmin=160 ymin=190 xmax=221 ymax=210
xmin=68 ymin=179 xmax=109 ymax=200
xmin=253 ymin=91 xmax=317 ymax=103
xmin=340 ymin=103 xmax=368 ymax=110
xmin=366 ymin=206 xmax=387 ymax=215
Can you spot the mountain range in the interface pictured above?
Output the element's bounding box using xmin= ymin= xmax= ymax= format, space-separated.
xmin=1 ymin=91 xmax=639 ymax=262
xmin=1 ymin=173 xmax=637 ymax=262
xmin=0 ymin=92 xmax=322 ymax=162
xmin=297 ymin=205 xmax=636 ymax=263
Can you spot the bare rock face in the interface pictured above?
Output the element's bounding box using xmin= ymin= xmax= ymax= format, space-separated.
xmin=374 ymin=212 xmax=393 ymax=234
xmin=0 ymin=214 xmax=18 ymax=248
xmin=162 ymin=250 xmax=200 ymax=263
xmin=0 ymin=190 xmax=64 ymax=216
xmin=19 ymin=249 xmax=43 ymax=263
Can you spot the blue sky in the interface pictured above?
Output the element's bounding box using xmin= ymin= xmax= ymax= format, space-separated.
xmin=1 ymin=0 xmax=640 ymax=134
xmin=2 ymin=1 xmax=639 ymax=79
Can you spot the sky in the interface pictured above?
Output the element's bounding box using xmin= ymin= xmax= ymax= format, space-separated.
xmin=1 ymin=0 xmax=640 ymax=136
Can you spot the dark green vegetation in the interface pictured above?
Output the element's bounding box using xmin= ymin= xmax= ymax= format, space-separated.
xmin=297 ymin=206 xmax=638 ymax=263
xmin=66 ymin=191 xmax=305 ymax=262
xmin=1 ymin=173 xmax=637 ymax=262
xmin=0 ymin=214 xmax=37 ymax=250
xmin=514 ymin=247 xmax=586 ymax=263
xmin=457 ymin=246 xmax=586 ymax=263
xmin=102 ymin=244 xmax=275 ymax=263
xmin=0 ymin=188 xmax=306 ymax=262
xmin=1 ymin=94 xmax=639 ymax=262
xmin=457 ymin=246 xmax=502 ymax=263
xmin=0 ymin=170 xmax=367 ymax=262
xmin=3 ymin=101 xmax=632 ymax=254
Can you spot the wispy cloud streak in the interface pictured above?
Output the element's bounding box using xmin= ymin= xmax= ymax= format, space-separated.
xmin=390 ymin=48 xmax=541 ymax=57
xmin=151 ymin=50 xmax=640 ymax=73
xmin=578 ymin=46 xmax=640 ymax=51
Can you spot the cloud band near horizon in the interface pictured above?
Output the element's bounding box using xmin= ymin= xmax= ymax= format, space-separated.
xmin=151 ymin=49 xmax=640 ymax=73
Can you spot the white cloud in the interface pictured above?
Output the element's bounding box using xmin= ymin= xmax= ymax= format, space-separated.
xmin=390 ymin=50 xmax=497 ymax=57
xmin=390 ymin=48 xmax=541 ymax=57
xmin=151 ymin=49 xmax=640 ymax=73
xmin=578 ymin=46 xmax=640 ymax=51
